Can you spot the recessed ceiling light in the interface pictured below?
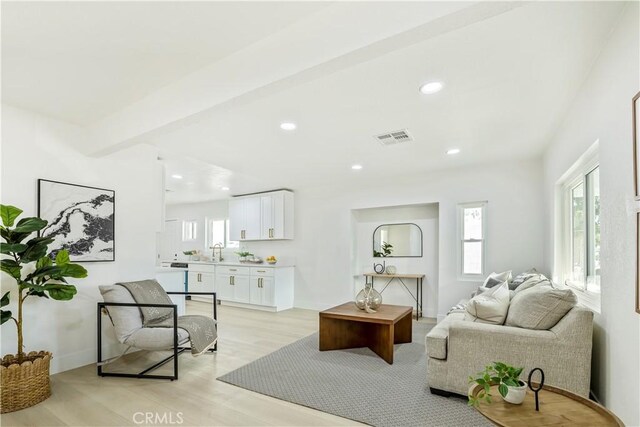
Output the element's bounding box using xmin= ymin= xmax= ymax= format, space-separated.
xmin=221 ymin=186 xmax=230 ymax=191
xmin=446 ymin=148 xmax=461 ymax=155
xmin=171 ymin=174 xmax=183 ymax=179
xmin=419 ymin=81 xmax=443 ymax=95
xmin=280 ymin=122 xmax=297 ymax=131
xmin=352 ymin=164 xmax=363 ymax=170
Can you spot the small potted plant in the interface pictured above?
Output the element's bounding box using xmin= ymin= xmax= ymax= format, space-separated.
xmin=373 ymin=242 xmax=393 ymax=257
xmin=0 ymin=205 xmax=87 ymax=413
xmin=468 ymin=362 xmax=527 ymax=406
xmin=235 ymin=250 xmax=253 ymax=263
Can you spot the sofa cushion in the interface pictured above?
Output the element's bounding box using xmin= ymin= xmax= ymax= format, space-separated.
xmin=425 ymin=312 xmax=465 ymax=360
xmin=506 ymin=283 xmax=577 ymax=330
xmin=464 ymin=281 xmax=510 ymax=325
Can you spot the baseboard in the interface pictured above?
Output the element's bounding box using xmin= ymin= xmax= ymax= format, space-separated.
xmin=50 ymin=343 xmax=124 ymax=375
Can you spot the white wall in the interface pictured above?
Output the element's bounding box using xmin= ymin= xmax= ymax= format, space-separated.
xmin=353 ymin=204 xmax=439 ymax=318
xmin=542 ymin=4 xmax=639 ymax=425
xmin=0 ymin=105 xmax=162 ymax=374
xmin=166 ymin=158 xmax=544 ymax=320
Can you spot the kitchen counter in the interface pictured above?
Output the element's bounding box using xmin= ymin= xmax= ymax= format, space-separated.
xmin=160 ymin=260 xmax=294 ymax=268
xmin=156 ymin=266 xmax=187 ymax=273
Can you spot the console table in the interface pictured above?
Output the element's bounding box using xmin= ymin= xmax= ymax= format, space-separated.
xmin=363 ymin=273 xmax=425 ymax=319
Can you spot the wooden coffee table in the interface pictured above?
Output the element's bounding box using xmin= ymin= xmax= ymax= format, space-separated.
xmin=319 ymin=302 xmax=412 ymax=364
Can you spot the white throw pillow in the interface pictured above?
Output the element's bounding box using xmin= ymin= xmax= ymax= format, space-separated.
xmin=482 ymin=270 xmax=513 ymax=288
xmin=464 ymin=281 xmax=510 ymax=325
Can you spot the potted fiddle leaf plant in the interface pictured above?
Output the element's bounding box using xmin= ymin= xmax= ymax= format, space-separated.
xmin=0 ymin=204 xmax=87 ymax=413
xmin=468 ymin=362 xmax=527 ymax=406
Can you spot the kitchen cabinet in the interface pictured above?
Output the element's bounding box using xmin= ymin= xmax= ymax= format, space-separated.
xmin=260 ymin=191 xmax=294 ymax=240
xmin=215 ymin=264 xmax=293 ymax=311
xmin=229 ymin=197 xmax=261 ymax=241
xmin=250 ymin=275 xmax=274 ymax=306
xmin=229 ymin=190 xmax=294 ymax=241
xmin=187 ymin=264 xmax=215 ymax=302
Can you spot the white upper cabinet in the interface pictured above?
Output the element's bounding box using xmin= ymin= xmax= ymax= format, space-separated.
xmin=229 ymin=196 xmax=263 ymax=241
xmin=229 ymin=190 xmax=294 ymax=241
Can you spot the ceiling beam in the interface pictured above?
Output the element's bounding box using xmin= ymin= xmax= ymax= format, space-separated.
xmin=83 ymin=1 xmax=527 ymax=157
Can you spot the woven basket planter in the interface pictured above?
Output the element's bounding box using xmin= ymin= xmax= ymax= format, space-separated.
xmin=0 ymin=351 xmax=52 ymax=414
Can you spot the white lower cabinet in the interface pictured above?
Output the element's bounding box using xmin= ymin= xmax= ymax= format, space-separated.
xmin=215 ymin=265 xmax=293 ymax=312
xmin=250 ymin=275 xmax=274 ymax=306
xmin=187 ymin=264 xmax=215 ymax=302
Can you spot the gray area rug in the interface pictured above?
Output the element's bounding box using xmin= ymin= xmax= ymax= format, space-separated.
xmin=217 ymin=322 xmax=490 ymax=427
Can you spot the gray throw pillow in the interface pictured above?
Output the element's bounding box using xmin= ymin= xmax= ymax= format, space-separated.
xmin=509 ymin=268 xmax=540 ymax=290
xmin=513 ymin=274 xmax=549 ymax=294
xmin=505 ymin=283 xmax=577 ymax=330
xmin=484 ymin=277 xmax=504 ymax=288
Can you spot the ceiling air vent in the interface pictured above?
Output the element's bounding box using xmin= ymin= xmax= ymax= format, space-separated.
xmin=375 ymin=129 xmax=413 ymax=146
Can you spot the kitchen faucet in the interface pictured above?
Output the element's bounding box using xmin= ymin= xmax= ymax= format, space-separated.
xmin=210 ymin=243 xmax=223 ymax=262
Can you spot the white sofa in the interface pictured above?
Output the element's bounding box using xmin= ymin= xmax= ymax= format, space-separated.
xmin=425 ymin=305 xmax=593 ymax=397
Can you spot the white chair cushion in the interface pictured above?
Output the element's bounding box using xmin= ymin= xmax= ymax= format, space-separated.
xmin=464 ymin=281 xmax=510 ymax=325
xmin=124 ymin=327 xmax=190 ymax=350
xmin=99 ymin=285 xmax=143 ymax=343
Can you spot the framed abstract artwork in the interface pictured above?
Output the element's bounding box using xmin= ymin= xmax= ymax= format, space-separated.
xmin=38 ymin=179 xmax=115 ymax=262
xmin=634 ymin=92 xmax=640 ymax=313
xmin=634 ymin=91 xmax=640 ymax=197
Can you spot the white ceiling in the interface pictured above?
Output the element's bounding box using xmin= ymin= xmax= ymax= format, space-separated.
xmin=151 ymin=1 xmax=624 ymax=203
xmin=1 ymin=1 xmax=328 ymax=124
xmin=1 ymin=2 xmax=627 ymax=204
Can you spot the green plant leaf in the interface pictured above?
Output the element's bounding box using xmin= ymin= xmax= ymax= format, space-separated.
xmin=43 ymin=283 xmax=77 ymax=300
xmin=0 ymin=309 xmax=11 ymax=324
xmin=503 ymin=378 xmax=518 ymax=387
xmin=0 ymin=205 xmax=22 ymax=227
xmin=26 ymin=265 xmax=61 ymax=281
xmin=59 ymin=263 xmax=88 ymax=278
xmin=20 ymin=242 xmax=48 ymax=263
xmin=36 ymin=256 xmax=53 ymax=269
xmin=0 ymin=259 xmax=22 ymax=280
xmin=0 ymin=243 xmax=28 ymax=254
xmin=13 ymin=217 xmax=47 ymax=233
xmin=1 ymin=291 xmax=9 ymax=307
xmin=55 ymin=250 xmax=70 ymax=265
xmin=498 ymin=383 xmax=508 ymax=398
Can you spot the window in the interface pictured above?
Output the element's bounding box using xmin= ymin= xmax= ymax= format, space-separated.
xmin=563 ymin=164 xmax=600 ymax=294
xmin=205 ymin=218 xmax=239 ymax=249
xmin=458 ymin=202 xmax=487 ymax=280
xmin=182 ymin=220 xmax=197 ymax=241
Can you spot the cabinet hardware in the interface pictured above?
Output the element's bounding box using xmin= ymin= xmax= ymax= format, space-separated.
xmin=230 ymin=276 xmax=235 ymax=285
xmin=230 ymin=268 xmax=237 ymax=272
xmin=257 ymin=270 xmax=265 ymax=273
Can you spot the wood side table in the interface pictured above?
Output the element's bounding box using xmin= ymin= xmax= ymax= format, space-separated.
xmin=319 ymin=302 xmax=412 ymax=364
xmin=469 ymin=383 xmax=624 ymax=426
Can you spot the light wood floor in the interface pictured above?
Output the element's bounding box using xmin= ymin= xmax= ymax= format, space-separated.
xmin=2 ymin=302 xmax=434 ymax=427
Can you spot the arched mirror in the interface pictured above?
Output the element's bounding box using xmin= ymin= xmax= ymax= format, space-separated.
xmin=373 ymin=223 xmax=423 ymax=257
